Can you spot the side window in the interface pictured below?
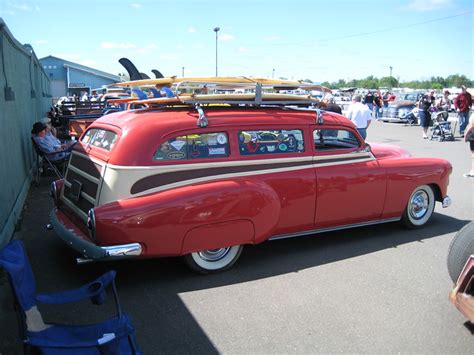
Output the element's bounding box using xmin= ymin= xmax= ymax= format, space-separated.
xmin=313 ymin=129 xmax=360 ymax=150
xmin=154 ymin=132 xmax=229 ymax=160
xmin=238 ymin=129 xmax=304 ymax=155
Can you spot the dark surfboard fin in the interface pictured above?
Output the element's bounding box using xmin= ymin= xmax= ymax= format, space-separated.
xmin=152 ymin=69 xmax=164 ymax=78
xmin=140 ymin=72 xmax=150 ymax=79
xmin=118 ymin=58 xmax=142 ymax=80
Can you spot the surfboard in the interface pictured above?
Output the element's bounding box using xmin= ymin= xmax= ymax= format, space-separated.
xmin=113 ymin=76 xmax=328 ymax=90
xmin=182 ymin=93 xmax=319 ymax=102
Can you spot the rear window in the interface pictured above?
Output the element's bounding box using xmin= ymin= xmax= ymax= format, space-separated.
xmin=154 ymin=132 xmax=229 ymax=160
xmin=81 ymin=128 xmax=118 ymax=151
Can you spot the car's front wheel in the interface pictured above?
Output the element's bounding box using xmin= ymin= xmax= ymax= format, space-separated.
xmin=184 ymin=245 xmax=243 ymax=274
xmin=401 ymin=185 xmax=435 ymax=229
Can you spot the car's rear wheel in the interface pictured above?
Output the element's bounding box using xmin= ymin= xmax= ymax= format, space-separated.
xmin=401 ymin=185 xmax=435 ymax=229
xmin=184 ymin=245 xmax=243 ymax=274
xmin=447 ymin=221 xmax=474 ymax=283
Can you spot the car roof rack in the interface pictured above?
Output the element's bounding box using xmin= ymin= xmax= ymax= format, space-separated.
xmin=111 ymin=76 xmax=331 ymax=108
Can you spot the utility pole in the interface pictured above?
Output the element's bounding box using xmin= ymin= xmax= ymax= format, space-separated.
xmin=213 ymin=27 xmax=220 ymax=76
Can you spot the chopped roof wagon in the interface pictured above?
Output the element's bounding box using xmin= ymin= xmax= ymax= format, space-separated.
xmin=49 ymin=78 xmax=452 ymax=273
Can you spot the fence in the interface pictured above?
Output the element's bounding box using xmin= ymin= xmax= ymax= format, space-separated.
xmin=0 ymin=19 xmax=52 ymax=248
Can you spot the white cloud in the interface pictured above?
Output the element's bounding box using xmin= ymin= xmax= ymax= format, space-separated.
xmin=130 ymin=3 xmax=142 ymax=8
xmin=407 ymin=0 xmax=452 ymax=11
xmin=188 ymin=27 xmax=197 ymax=33
xmin=219 ymin=33 xmax=235 ymax=42
xmin=35 ymin=39 xmax=48 ymax=45
xmin=101 ymin=42 xmax=136 ymax=49
xmin=238 ymin=47 xmax=248 ymax=53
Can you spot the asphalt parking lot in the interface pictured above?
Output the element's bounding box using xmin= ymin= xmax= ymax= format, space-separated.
xmin=1 ymin=118 xmax=473 ymax=353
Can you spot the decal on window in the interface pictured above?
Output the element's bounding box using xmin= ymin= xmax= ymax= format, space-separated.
xmin=238 ymin=129 xmax=304 ymax=155
xmin=154 ymin=132 xmax=229 ymax=160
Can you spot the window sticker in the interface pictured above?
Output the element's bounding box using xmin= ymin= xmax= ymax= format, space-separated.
xmin=209 ymin=147 xmax=226 ymax=155
xmin=239 ymin=129 xmax=304 ymax=155
xmin=217 ymin=134 xmax=227 ymax=144
xmin=170 ymin=140 xmax=186 ymax=151
xmin=154 ymin=132 xmax=229 ymax=160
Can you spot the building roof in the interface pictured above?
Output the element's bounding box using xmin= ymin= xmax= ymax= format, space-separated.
xmin=39 ymin=55 xmax=120 ymax=81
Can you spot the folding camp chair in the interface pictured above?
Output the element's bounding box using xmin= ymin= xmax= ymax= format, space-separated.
xmin=31 ymin=138 xmax=69 ymax=184
xmin=0 ymin=240 xmax=141 ymax=354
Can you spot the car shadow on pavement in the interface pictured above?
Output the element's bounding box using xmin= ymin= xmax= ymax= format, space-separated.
xmin=0 ymin=176 xmax=470 ymax=354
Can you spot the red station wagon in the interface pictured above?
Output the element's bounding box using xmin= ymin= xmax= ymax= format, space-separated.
xmin=49 ymin=79 xmax=452 ymax=273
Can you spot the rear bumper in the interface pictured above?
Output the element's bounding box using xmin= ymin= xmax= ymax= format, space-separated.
xmin=50 ymin=208 xmax=142 ymax=262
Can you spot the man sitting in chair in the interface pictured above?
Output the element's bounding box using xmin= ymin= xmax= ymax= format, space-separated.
xmin=31 ymin=122 xmax=76 ymax=161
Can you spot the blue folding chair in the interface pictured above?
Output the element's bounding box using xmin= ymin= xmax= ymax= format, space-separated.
xmin=0 ymin=240 xmax=141 ymax=354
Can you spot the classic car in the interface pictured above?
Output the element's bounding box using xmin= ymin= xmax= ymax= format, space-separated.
xmin=381 ymin=91 xmax=424 ymax=123
xmin=49 ymin=81 xmax=452 ymax=274
xmin=448 ymin=221 xmax=474 ymax=322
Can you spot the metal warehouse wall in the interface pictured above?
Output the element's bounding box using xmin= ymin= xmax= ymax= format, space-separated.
xmin=0 ymin=19 xmax=51 ymax=248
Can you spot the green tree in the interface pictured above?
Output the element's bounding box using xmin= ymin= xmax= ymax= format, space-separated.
xmin=379 ymin=76 xmax=398 ymax=88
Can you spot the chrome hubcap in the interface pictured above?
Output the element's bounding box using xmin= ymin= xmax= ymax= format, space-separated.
xmin=197 ymin=247 xmax=231 ymax=262
xmin=409 ymin=190 xmax=429 ymax=219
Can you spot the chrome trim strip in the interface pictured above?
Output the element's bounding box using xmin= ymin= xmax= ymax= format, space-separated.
xmin=269 ymin=217 xmax=401 ymax=241
xmin=107 ymin=155 xmax=314 ymax=172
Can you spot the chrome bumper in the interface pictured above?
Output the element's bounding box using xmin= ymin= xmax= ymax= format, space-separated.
xmin=50 ymin=208 xmax=142 ymax=264
xmin=442 ymin=196 xmax=452 ymax=208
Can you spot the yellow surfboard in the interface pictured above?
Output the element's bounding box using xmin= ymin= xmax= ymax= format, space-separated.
xmin=113 ymin=76 xmax=330 ymax=91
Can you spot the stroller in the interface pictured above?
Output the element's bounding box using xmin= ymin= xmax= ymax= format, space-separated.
xmin=429 ymin=111 xmax=454 ymax=141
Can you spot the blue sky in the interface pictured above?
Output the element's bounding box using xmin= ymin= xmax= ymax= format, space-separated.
xmin=1 ymin=0 xmax=472 ymax=83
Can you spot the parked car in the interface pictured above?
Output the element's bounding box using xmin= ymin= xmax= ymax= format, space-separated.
xmin=448 ymin=221 xmax=474 ymax=322
xmin=49 ymin=84 xmax=452 ymax=274
xmin=381 ymin=92 xmax=424 ymax=123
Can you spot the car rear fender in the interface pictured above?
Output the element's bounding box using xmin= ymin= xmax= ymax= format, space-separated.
xmin=93 ymin=178 xmax=281 ymax=256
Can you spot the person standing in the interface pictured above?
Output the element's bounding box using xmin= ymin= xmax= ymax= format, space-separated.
xmin=437 ymin=90 xmax=451 ymax=112
xmin=321 ymin=94 xmax=342 ymax=114
xmin=463 ymin=119 xmax=474 ymax=178
xmin=364 ymin=91 xmax=375 ymax=117
xmin=418 ymin=92 xmax=434 ymax=139
xmin=454 ymin=85 xmax=472 ymax=137
xmin=346 ymin=95 xmax=372 ymax=140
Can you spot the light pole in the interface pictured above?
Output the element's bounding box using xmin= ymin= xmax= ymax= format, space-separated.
xmin=182 ymin=66 xmax=185 ymax=77
xmin=389 ymin=66 xmax=393 ymax=77
xmin=272 ymin=68 xmax=275 ymax=79
xmin=213 ymin=27 xmax=220 ymax=76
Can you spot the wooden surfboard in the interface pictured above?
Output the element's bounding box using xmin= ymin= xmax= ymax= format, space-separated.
xmin=113 ymin=76 xmax=328 ymax=89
